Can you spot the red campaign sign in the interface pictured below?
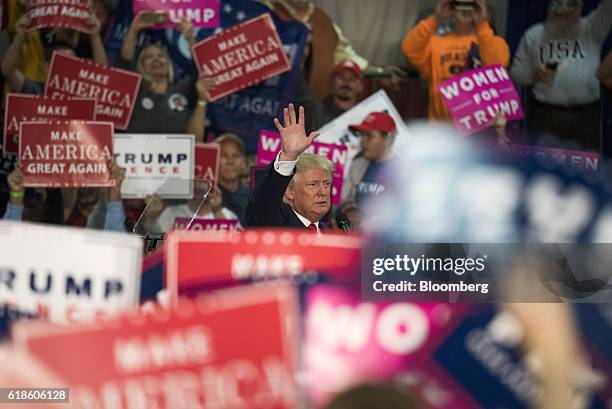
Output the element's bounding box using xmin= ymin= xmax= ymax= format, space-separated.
xmin=45 ymin=52 xmax=142 ymax=130
xmin=19 ymin=121 xmax=114 ymax=187
xmin=195 ymin=143 xmax=220 ymax=183
xmin=4 ymin=93 xmax=97 ymax=155
xmin=192 ymin=13 xmax=291 ymax=101
xmin=13 ymin=285 xmax=301 ymax=409
xmin=165 ymin=229 xmax=363 ymax=300
xmin=27 ymin=0 xmax=93 ymax=33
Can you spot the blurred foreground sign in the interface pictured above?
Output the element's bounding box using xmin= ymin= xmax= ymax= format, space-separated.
xmin=165 ymin=229 xmax=362 ymax=300
xmin=13 ymin=285 xmax=301 ymax=409
xmin=0 ymin=222 xmax=142 ymax=323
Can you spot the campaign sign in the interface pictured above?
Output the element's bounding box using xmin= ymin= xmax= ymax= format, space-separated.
xmin=438 ymin=65 xmax=524 ymax=136
xmin=13 ymin=285 xmax=300 ymax=409
xmin=173 ymin=217 xmax=238 ymax=231
xmin=192 ymin=13 xmax=291 ymax=101
xmin=45 ymin=52 xmax=142 ymax=130
xmin=508 ymin=144 xmax=599 ymax=171
xmin=132 ymin=0 xmax=220 ymax=28
xmin=27 ymin=0 xmax=92 ymax=33
xmin=0 ymin=221 xmax=142 ymax=323
xmin=113 ymin=133 xmax=195 ymax=199
xmin=4 ymin=93 xmax=97 ymax=155
xmin=19 ymin=121 xmax=114 ymax=187
xmin=315 ymin=90 xmax=411 ymax=179
xmin=195 ymin=143 xmax=220 ymax=183
xmin=165 ymin=229 xmax=363 ymax=301
xmin=304 ymin=284 xmax=470 ymax=407
xmin=256 ymin=130 xmax=347 ymax=205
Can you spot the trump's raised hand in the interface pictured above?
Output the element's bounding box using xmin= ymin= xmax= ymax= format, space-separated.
xmin=274 ymin=104 xmax=319 ymax=161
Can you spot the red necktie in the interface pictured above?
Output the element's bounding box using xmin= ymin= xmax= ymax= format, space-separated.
xmin=308 ymin=223 xmax=318 ymax=235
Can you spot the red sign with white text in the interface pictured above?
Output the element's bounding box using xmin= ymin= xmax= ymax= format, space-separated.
xmin=192 ymin=13 xmax=291 ymax=101
xmin=4 ymin=93 xmax=96 ymax=154
xmin=27 ymin=0 xmax=93 ymax=33
xmin=165 ymin=229 xmax=363 ymax=300
xmin=13 ymin=285 xmax=301 ymax=409
xmin=19 ymin=121 xmax=114 ymax=187
xmin=45 ymin=52 xmax=142 ymax=130
xmin=195 ymin=143 xmax=220 ymax=183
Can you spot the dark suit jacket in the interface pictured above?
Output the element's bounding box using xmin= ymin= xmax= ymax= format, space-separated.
xmin=245 ymin=162 xmax=331 ymax=230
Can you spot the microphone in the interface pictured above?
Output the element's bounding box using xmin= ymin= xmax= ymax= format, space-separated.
xmin=336 ymin=212 xmax=352 ymax=236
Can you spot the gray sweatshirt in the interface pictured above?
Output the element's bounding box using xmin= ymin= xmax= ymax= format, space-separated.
xmin=510 ymin=0 xmax=612 ymax=105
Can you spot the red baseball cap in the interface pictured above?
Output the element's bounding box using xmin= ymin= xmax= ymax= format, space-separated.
xmin=348 ymin=111 xmax=397 ymax=134
xmin=333 ymin=60 xmax=364 ymax=81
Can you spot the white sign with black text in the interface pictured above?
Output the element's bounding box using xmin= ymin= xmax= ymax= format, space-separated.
xmin=113 ymin=133 xmax=195 ymax=199
xmin=0 ymin=221 xmax=142 ymax=323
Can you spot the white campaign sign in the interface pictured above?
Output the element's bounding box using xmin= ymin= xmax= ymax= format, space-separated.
xmin=0 ymin=221 xmax=142 ymax=323
xmin=113 ymin=134 xmax=195 ymax=199
xmin=316 ymin=90 xmax=411 ymax=179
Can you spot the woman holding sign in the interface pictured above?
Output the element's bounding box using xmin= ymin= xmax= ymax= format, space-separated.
xmin=117 ymin=13 xmax=216 ymax=142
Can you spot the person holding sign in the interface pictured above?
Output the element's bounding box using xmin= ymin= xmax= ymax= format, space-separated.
xmin=3 ymin=164 xmax=63 ymax=224
xmin=117 ymin=13 xmax=216 ymax=142
xmin=4 ymin=161 xmax=128 ymax=231
xmin=246 ymin=104 xmax=334 ymax=233
xmin=401 ymin=0 xmax=510 ymax=121
xmin=1 ymin=13 xmax=108 ymax=94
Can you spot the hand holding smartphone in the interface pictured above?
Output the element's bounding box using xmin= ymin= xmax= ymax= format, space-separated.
xmin=140 ymin=11 xmax=167 ymax=25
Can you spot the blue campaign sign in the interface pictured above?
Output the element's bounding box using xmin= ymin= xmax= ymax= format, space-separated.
xmin=105 ymin=0 xmax=308 ymax=153
xmin=431 ymin=306 xmax=538 ymax=409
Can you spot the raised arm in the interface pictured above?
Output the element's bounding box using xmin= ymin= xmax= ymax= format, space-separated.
xmin=474 ymin=0 xmax=510 ymax=68
xmin=87 ymin=14 xmax=108 ymax=65
xmin=275 ymin=104 xmax=320 ymax=161
xmin=401 ymin=0 xmax=450 ymax=79
xmin=187 ymin=76 xmax=216 ymax=143
xmin=120 ymin=12 xmax=155 ymax=62
xmin=1 ymin=15 xmax=30 ymax=92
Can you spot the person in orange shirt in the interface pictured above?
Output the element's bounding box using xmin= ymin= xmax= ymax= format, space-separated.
xmin=402 ymin=0 xmax=510 ymax=121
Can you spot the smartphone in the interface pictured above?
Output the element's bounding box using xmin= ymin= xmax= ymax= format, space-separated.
xmin=545 ymin=62 xmax=559 ymax=71
xmin=141 ymin=11 xmax=167 ymax=24
xmin=451 ymin=0 xmax=477 ymax=10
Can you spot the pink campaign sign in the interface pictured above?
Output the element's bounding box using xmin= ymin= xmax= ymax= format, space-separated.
xmin=303 ymin=285 xmax=469 ymax=408
xmin=173 ymin=217 xmax=238 ymax=231
xmin=132 ymin=0 xmax=220 ymax=29
xmin=256 ymin=130 xmax=348 ymax=205
xmin=438 ymin=64 xmax=523 ymax=136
